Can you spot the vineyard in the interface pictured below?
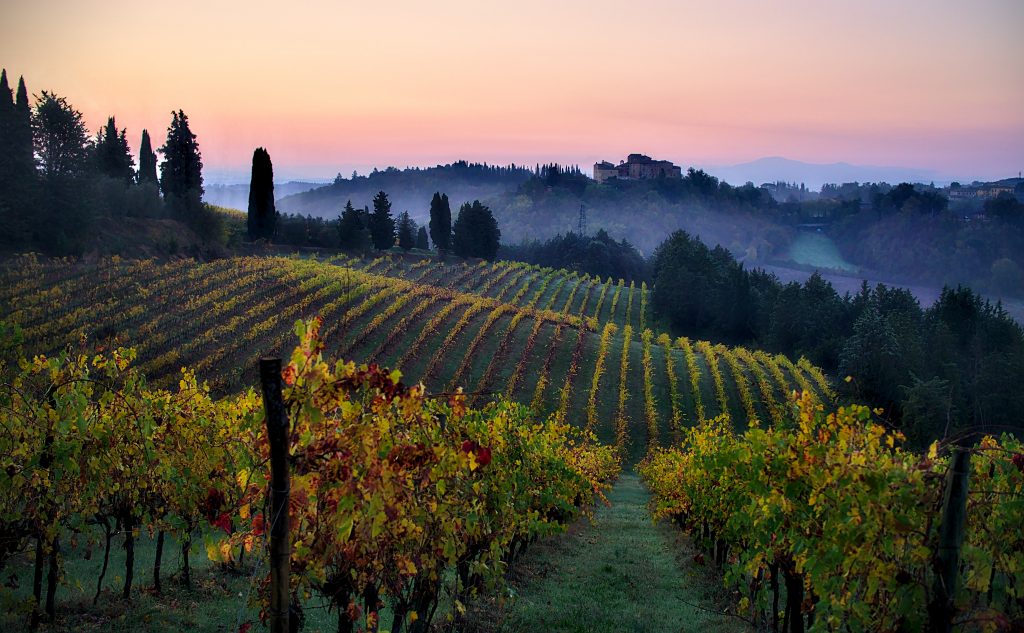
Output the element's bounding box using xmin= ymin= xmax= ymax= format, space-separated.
xmin=0 ymin=318 xmax=621 ymax=631
xmin=640 ymin=393 xmax=1024 ymax=631
xmin=0 ymin=253 xmax=830 ymax=463
xmin=2 ymin=252 xmax=1022 ymax=632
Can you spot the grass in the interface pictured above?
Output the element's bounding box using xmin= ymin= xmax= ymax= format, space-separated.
xmin=786 ymin=232 xmax=857 ymax=272
xmin=0 ymin=528 xmax=412 ymax=632
xmin=1 ymin=529 xmax=271 ymax=632
xmin=464 ymin=474 xmax=749 ymax=633
xmin=0 ymin=478 xmax=746 ymax=633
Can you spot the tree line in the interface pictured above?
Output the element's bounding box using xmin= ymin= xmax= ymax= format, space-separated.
xmin=498 ymin=229 xmax=647 ymax=283
xmin=1 ymin=69 xmax=224 ymax=254
xmin=336 ymin=189 xmax=500 ymax=259
xmin=251 ymin=148 xmax=501 ymax=259
xmin=650 ymin=229 xmax=1024 ymax=446
xmin=0 ymin=69 xmax=222 ymax=254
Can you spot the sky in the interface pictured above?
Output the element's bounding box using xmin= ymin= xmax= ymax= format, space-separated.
xmin=2 ymin=0 xmax=1022 ymax=183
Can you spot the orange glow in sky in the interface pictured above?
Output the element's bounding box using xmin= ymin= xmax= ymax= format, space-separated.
xmin=2 ymin=0 xmax=1022 ymax=181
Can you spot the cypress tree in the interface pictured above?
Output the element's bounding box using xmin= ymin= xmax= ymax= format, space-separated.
xmin=368 ymin=190 xmax=395 ymax=250
xmin=396 ymin=211 xmax=415 ymax=251
xmin=247 ymin=147 xmax=276 ymax=241
xmin=0 ymin=69 xmax=10 ymax=108
xmin=158 ymin=110 xmax=203 ymax=213
xmin=0 ymin=74 xmax=35 ymax=245
xmin=416 ymin=226 xmax=429 ymax=250
xmin=428 ymin=191 xmax=451 ymax=252
xmin=0 ymin=73 xmax=32 ymax=182
xmin=0 ymin=70 xmax=13 ymax=185
xmin=137 ymin=129 xmax=158 ymax=185
xmin=94 ymin=116 xmax=135 ymax=183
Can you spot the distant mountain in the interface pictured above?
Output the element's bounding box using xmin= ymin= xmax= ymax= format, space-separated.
xmin=204 ymin=181 xmax=329 ymax=211
xmin=708 ymin=157 xmax=941 ymax=191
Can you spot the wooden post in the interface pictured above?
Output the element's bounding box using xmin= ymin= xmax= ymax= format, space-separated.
xmin=261 ymin=358 xmax=290 ymax=633
xmin=929 ymin=446 xmax=971 ymax=633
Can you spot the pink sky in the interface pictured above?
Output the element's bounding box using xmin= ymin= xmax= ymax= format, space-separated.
xmin=2 ymin=0 xmax=1022 ymax=182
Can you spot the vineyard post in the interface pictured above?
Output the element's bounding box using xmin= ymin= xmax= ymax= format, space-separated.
xmin=928 ymin=445 xmax=971 ymax=633
xmin=260 ymin=358 xmax=290 ymax=633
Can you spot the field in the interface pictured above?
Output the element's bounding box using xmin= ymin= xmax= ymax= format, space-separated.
xmin=3 ymin=252 xmax=1020 ymax=633
xmin=785 ymin=231 xmax=857 ymax=272
xmin=0 ymin=252 xmax=830 ymax=464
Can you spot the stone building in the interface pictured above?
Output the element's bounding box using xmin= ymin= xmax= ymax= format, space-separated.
xmin=592 ymin=154 xmax=682 ymax=183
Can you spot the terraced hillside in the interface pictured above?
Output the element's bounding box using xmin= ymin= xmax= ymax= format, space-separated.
xmin=0 ymin=253 xmax=833 ymax=462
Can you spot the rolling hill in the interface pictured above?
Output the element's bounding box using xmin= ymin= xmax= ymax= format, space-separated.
xmin=0 ymin=253 xmax=832 ymax=462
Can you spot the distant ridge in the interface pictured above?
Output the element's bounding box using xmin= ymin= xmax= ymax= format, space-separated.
xmin=707 ymin=156 xmax=941 ymax=190
xmin=204 ymin=181 xmax=328 ymax=211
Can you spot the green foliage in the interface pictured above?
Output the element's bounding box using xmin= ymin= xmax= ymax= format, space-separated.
xmin=428 ymin=191 xmax=452 ymax=251
xmin=416 ymin=225 xmax=429 ymax=250
xmin=640 ymin=395 xmax=1024 ymax=631
xmin=499 ymin=229 xmax=647 ymax=284
xmin=32 ymin=91 xmax=91 ymax=179
xmin=94 ymin=116 xmax=135 ymax=183
xmin=368 ymin=190 xmax=395 ymax=250
xmin=453 ymin=200 xmax=501 ymax=260
xmin=651 ymin=228 xmax=1024 ymax=446
xmin=396 ymin=210 xmax=416 ymax=250
xmin=651 ymin=230 xmax=754 ymax=342
xmin=337 ymin=200 xmax=371 ymax=251
xmin=158 ymin=110 xmax=203 ymax=213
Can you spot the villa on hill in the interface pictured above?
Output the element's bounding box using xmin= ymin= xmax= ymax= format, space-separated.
xmin=593 ymin=153 xmax=682 ymax=183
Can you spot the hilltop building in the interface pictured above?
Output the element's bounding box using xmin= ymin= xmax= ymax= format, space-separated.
xmin=948 ymin=180 xmax=1020 ymax=201
xmin=593 ymin=154 xmax=682 ymax=183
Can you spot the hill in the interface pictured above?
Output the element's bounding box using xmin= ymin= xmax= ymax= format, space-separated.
xmin=0 ymin=253 xmax=830 ymax=463
xmin=203 ymin=180 xmax=330 ymax=211
xmin=487 ymin=172 xmax=790 ymax=256
xmin=709 ymin=156 xmax=941 ymax=190
xmin=276 ymin=162 xmax=533 ymax=223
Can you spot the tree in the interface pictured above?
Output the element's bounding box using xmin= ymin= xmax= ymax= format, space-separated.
xmin=247 ymin=147 xmax=276 ymax=241
xmin=0 ymin=70 xmax=33 ymax=243
xmin=396 ymin=211 xmax=416 ymax=251
xmin=158 ymin=110 xmax=222 ymax=240
xmin=337 ymin=200 xmax=370 ymax=251
xmin=368 ymin=190 xmax=395 ymax=250
xmin=452 ymin=200 xmax=500 ymax=260
xmin=984 ymin=193 xmax=1023 ymax=225
xmin=32 ymin=91 xmax=91 ymax=179
xmin=428 ymin=192 xmax=451 ymax=252
xmin=838 ymin=305 xmax=904 ymax=412
xmin=29 ymin=91 xmax=95 ymax=252
xmin=94 ymin=116 xmax=135 ymax=183
xmin=0 ymin=70 xmax=14 ymax=190
xmin=137 ymin=129 xmax=158 ymax=185
xmin=158 ymin=110 xmax=203 ymax=212
xmin=416 ymin=226 xmax=429 ymax=250
xmin=12 ymin=77 xmax=32 ymax=178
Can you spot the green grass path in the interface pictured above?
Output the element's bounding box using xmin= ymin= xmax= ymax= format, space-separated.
xmin=472 ymin=473 xmax=746 ymax=633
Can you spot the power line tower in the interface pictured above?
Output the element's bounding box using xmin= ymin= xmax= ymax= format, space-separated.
xmin=577 ymin=203 xmax=587 ymax=236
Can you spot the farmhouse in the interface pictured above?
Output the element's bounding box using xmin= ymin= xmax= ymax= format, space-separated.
xmin=593 ymin=153 xmax=682 ymax=183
